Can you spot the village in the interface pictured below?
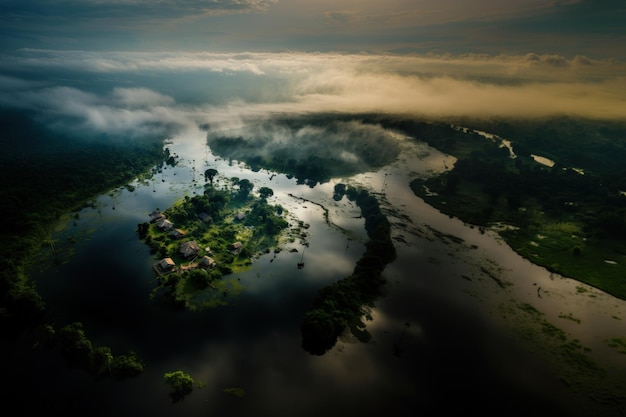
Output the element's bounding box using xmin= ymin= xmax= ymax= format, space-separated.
xmin=134 ymin=185 xmax=294 ymax=311
xmin=148 ymin=208 xmax=245 ymax=278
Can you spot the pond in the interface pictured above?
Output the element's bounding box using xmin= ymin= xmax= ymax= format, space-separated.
xmin=10 ymin=124 xmax=626 ymax=416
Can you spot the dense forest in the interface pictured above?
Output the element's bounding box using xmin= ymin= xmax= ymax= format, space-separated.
xmin=300 ymin=184 xmax=396 ymax=355
xmin=0 ymin=109 xmax=166 ymax=376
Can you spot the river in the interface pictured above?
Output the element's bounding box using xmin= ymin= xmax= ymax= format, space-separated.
xmin=7 ymin=124 xmax=626 ymax=416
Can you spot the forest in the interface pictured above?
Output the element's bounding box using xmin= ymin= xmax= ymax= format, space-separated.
xmin=0 ymin=109 xmax=166 ymax=377
xmin=394 ymin=116 xmax=626 ymax=299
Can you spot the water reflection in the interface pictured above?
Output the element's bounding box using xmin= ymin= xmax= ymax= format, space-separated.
xmin=14 ymin=125 xmax=626 ymax=416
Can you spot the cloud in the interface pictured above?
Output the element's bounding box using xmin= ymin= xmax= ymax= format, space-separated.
xmin=1 ymin=0 xmax=624 ymax=57
xmin=1 ymin=49 xmax=625 ymax=144
xmin=6 ymin=49 xmax=622 ymax=81
xmin=318 ymin=0 xmax=587 ymax=30
xmin=0 ymin=81 xmax=187 ymax=138
xmin=4 ymin=49 xmax=270 ymax=74
xmin=0 ymin=74 xmax=41 ymax=90
xmin=112 ymin=87 xmax=175 ymax=107
xmin=1 ymin=0 xmax=278 ymax=19
xmin=324 ymin=10 xmax=356 ymax=25
xmin=206 ymin=118 xmax=402 ymax=177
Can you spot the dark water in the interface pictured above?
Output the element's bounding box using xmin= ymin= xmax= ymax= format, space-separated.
xmin=3 ymin=128 xmax=618 ymax=417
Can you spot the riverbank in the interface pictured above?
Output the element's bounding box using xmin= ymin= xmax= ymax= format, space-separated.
xmin=409 ymin=176 xmax=626 ymax=301
xmin=384 ymin=115 xmax=626 ymax=301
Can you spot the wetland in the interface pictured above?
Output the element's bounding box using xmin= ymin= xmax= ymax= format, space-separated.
xmin=2 ymin=112 xmax=626 ymax=416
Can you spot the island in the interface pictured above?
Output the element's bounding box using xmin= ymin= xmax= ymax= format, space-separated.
xmin=137 ymin=176 xmax=290 ymax=310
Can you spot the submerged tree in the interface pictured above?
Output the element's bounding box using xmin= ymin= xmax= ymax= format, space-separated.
xmin=164 ymin=370 xmax=194 ymax=403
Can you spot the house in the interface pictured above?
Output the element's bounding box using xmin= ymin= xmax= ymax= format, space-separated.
xmin=230 ymin=241 xmax=243 ymax=254
xmin=179 ymin=240 xmax=200 ymax=258
xmin=149 ymin=210 xmax=166 ymax=223
xmin=157 ymin=257 xmax=175 ymax=272
xmin=170 ymin=228 xmax=186 ymax=239
xmin=199 ymin=255 xmax=216 ymax=269
xmin=157 ymin=218 xmax=174 ymax=231
xmin=234 ymin=212 xmax=245 ymax=221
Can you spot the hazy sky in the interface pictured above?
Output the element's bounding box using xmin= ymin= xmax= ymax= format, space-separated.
xmin=0 ymin=0 xmax=625 ymax=137
xmin=1 ymin=0 xmax=624 ymax=57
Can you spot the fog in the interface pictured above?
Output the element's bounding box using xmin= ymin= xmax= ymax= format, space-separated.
xmin=1 ymin=50 xmax=624 ymax=143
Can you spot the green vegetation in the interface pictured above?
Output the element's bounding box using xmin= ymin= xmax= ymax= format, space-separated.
xmin=35 ymin=321 xmax=144 ymax=380
xmin=138 ymin=179 xmax=289 ymax=311
xmin=392 ymin=116 xmax=626 ymax=300
xmin=164 ymin=370 xmax=195 ymax=403
xmin=0 ymin=109 xmax=167 ymax=378
xmin=300 ymin=185 xmax=396 ymax=355
xmin=222 ymin=386 xmax=246 ymax=398
xmin=607 ymin=337 xmax=626 ymax=355
xmin=499 ymin=300 xmax=626 ymax=414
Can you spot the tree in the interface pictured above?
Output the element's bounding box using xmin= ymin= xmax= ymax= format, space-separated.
xmin=187 ymin=268 xmax=210 ymax=290
xmin=333 ymin=183 xmax=346 ymax=200
xmin=90 ymin=346 xmax=114 ymax=377
xmin=300 ymin=309 xmax=340 ymax=355
xmin=204 ymin=168 xmax=218 ymax=186
xmin=237 ymin=178 xmax=254 ymax=199
xmin=258 ymin=186 xmax=274 ymax=200
xmin=110 ymin=350 xmax=144 ymax=380
xmin=58 ymin=322 xmax=93 ymax=368
xmin=164 ymin=370 xmax=194 ymax=403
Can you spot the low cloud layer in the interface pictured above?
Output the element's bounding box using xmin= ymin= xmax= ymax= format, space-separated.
xmin=206 ymin=118 xmax=402 ymax=181
xmin=0 ymin=50 xmax=624 ymax=142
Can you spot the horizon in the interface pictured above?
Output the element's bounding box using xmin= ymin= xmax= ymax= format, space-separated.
xmin=1 ymin=1 xmax=624 ymax=59
xmin=2 ymin=1 xmax=625 ymax=137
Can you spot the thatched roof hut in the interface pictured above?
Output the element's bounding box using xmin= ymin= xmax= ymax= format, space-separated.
xmin=158 ymin=257 xmax=175 ymax=271
xmin=179 ymin=241 xmax=200 ymax=258
xmin=199 ymin=255 xmax=216 ymax=269
xmin=157 ymin=218 xmax=174 ymax=231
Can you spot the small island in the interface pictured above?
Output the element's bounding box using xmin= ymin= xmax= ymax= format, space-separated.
xmin=137 ymin=176 xmax=289 ymax=310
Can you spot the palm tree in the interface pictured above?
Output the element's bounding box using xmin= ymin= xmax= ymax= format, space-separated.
xmin=204 ymin=168 xmax=218 ymax=187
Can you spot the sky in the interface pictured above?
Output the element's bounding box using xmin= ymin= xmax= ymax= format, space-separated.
xmin=0 ymin=0 xmax=625 ymax=139
xmin=1 ymin=0 xmax=624 ymax=56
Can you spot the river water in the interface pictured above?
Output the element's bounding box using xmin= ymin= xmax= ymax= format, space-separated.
xmin=8 ymin=125 xmax=626 ymax=416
